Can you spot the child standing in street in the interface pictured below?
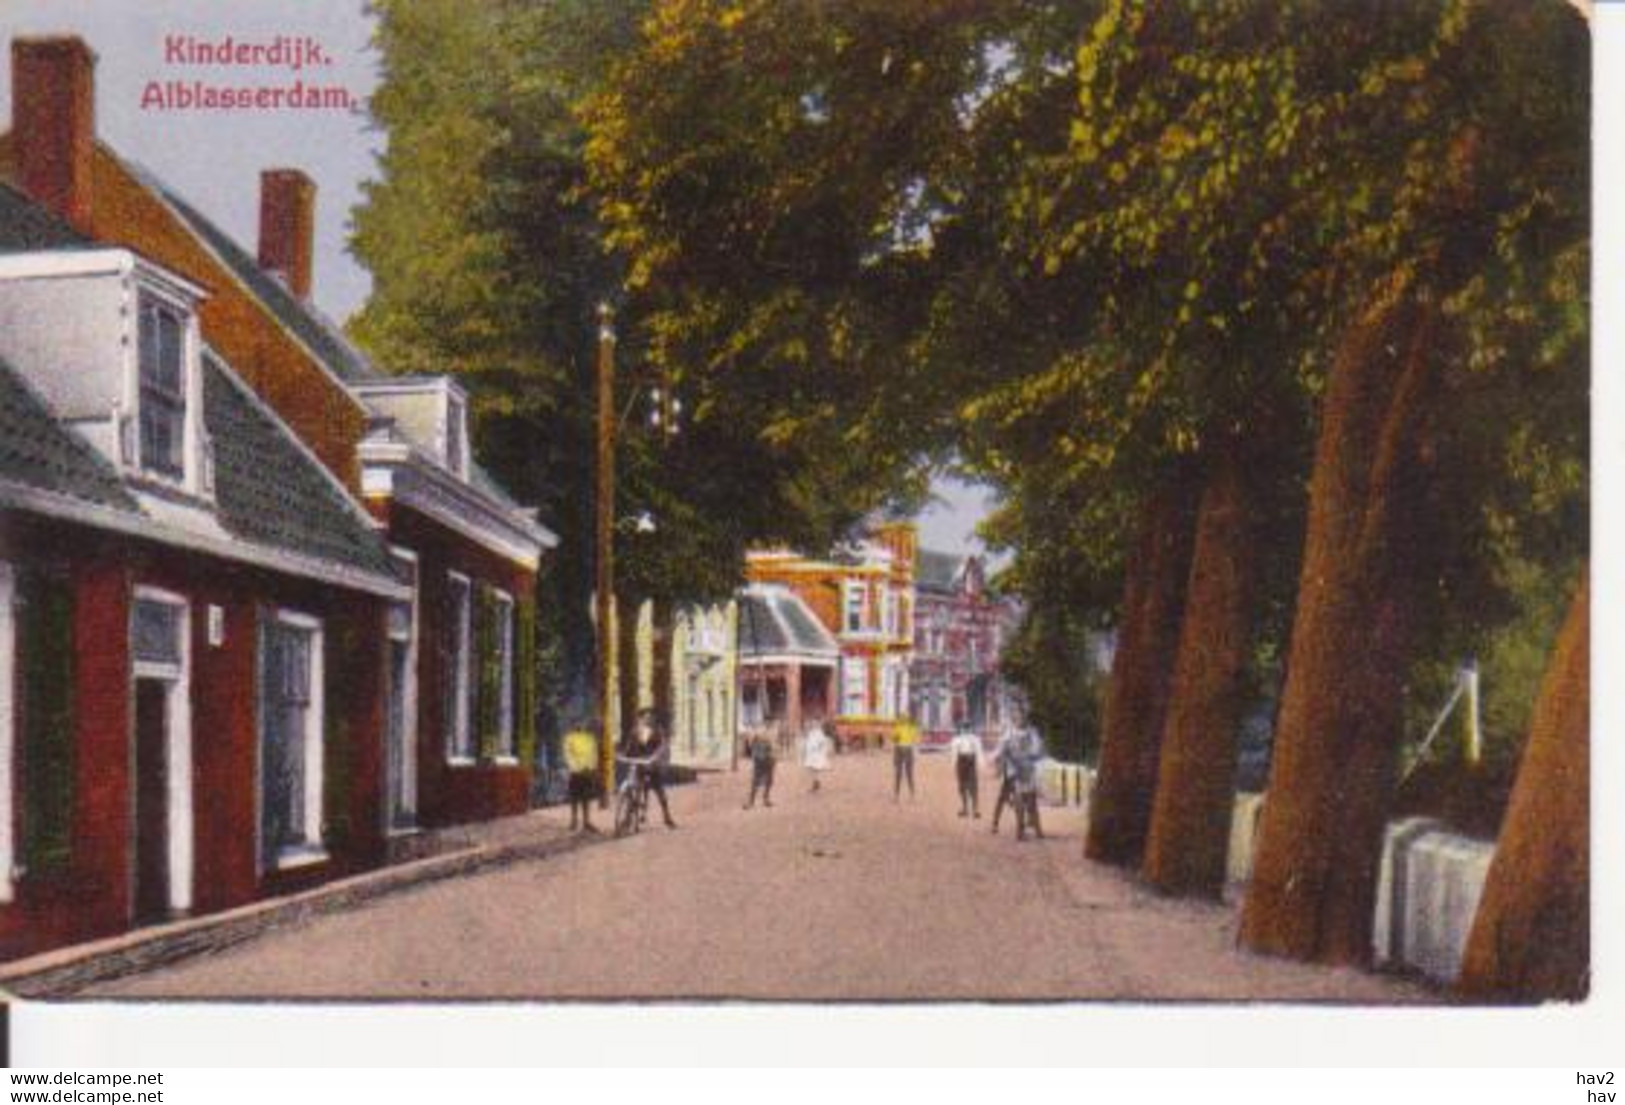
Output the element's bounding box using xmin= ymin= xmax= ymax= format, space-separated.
xmin=743 ymin=729 xmax=777 ymax=809
xmin=563 ymin=726 xmax=600 ymax=833
xmin=892 ymin=717 xmax=919 ymax=801
xmin=990 ymin=725 xmax=1017 ymax=834
xmin=950 ymin=728 xmax=983 ymax=818
xmin=801 ymin=721 xmax=834 ymax=793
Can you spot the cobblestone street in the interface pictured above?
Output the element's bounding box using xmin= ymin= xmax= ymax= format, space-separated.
xmin=86 ymin=754 xmax=1426 ymax=1002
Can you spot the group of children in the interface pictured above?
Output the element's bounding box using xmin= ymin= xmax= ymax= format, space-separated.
xmin=952 ymin=725 xmax=1048 ymax=841
xmin=560 ymin=707 xmax=679 ymax=834
xmin=563 ymin=712 xmax=1048 ymax=840
xmin=743 ymin=717 xmax=1049 ymax=841
xmin=740 ymin=720 xmax=832 ymax=809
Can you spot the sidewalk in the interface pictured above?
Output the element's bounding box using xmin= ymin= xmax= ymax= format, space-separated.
xmin=0 ymin=806 xmax=602 ymax=999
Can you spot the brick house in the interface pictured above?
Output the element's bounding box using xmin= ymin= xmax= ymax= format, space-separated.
xmin=0 ymin=183 xmax=405 ymax=959
xmin=909 ymin=550 xmax=1023 ymax=748
xmin=0 ymin=36 xmax=554 ymax=835
xmin=743 ymin=522 xmax=916 ymax=748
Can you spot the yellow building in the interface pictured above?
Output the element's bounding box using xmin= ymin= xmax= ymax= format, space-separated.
xmin=670 ymin=601 xmax=738 ymax=769
xmin=617 ymin=598 xmax=739 ymax=770
xmin=743 ymin=522 xmax=917 ymax=748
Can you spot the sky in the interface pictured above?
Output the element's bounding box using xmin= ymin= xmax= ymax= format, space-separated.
xmin=0 ymin=0 xmax=1002 ymax=557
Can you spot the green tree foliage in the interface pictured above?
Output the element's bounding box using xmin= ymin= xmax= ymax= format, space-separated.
xmin=352 ymin=0 xmax=902 ymax=742
xmin=352 ymin=0 xmax=642 ymax=731
xmin=1000 ymin=594 xmax=1107 ymax=765
xmin=358 ymin=0 xmax=1586 ymax=923
xmin=583 ymin=0 xmax=1584 ymax=789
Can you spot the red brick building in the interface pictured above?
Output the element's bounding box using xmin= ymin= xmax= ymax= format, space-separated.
xmin=0 ymin=185 xmax=404 ymax=959
xmin=0 ymin=35 xmax=552 ymax=960
xmin=909 ymin=550 xmax=1023 ymax=748
xmin=0 ymin=37 xmax=553 ymax=839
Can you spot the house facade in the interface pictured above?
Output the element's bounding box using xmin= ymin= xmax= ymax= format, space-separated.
xmin=743 ymin=522 xmax=915 ymax=748
xmin=669 ymin=601 xmax=738 ymax=770
xmin=909 ymin=550 xmax=1023 ymax=748
xmin=736 ymin=584 xmax=839 ymax=752
xmin=0 ymin=184 xmax=404 ymax=959
xmin=0 ymin=37 xmax=553 ymax=837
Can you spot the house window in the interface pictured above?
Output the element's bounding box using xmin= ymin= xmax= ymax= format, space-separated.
xmin=138 ymin=297 xmax=187 ymax=480
xmin=841 ymin=658 xmax=868 ymax=717
xmin=446 ymin=573 xmax=474 ymax=761
xmin=482 ymin=587 xmax=516 ymax=760
xmin=131 ymin=599 xmax=183 ymax=668
xmin=843 ymin=583 xmax=865 ymax=634
xmin=3 ymin=569 xmax=78 ymax=886
xmin=259 ymin=611 xmax=324 ymax=869
xmin=386 ymin=548 xmax=419 ymax=831
xmin=882 ymin=589 xmax=898 ymax=638
xmin=445 ymin=394 xmax=468 ymax=478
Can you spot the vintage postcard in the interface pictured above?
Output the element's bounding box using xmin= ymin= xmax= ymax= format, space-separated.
xmin=0 ymin=0 xmax=1602 ymax=1063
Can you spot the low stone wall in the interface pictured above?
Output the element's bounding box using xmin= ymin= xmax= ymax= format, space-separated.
xmin=1372 ymin=817 xmax=1495 ymax=984
xmin=1033 ymin=767 xmax=1492 ymax=984
xmin=1038 ymin=759 xmax=1093 ymax=809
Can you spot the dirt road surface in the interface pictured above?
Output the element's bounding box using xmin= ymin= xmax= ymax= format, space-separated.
xmin=88 ymin=752 xmax=1427 ymax=1001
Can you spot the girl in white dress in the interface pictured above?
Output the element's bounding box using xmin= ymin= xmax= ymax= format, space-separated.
xmin=801 ymin=721 xmax=834 ymax=792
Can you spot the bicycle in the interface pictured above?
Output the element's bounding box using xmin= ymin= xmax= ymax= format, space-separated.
xmin=1014 ymin=775 xmax=1044 ymax=841
xmin=614 ymin=754 xmax=656 ymax=837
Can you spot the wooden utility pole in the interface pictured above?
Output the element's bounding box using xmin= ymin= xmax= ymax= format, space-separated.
xmin=595 ymin=302 xmax=617 ymax=805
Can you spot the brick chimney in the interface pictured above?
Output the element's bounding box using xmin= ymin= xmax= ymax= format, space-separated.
xmin=257 ymin=168 xmax=315 ymax=299
xmin=10 ymin=37 xmax=97 ymax=234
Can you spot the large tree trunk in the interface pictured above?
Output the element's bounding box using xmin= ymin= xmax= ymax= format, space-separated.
xmin=1085 ymin=472 xmax=1199 ymax=867
xmin=1142 ymin=447 xmax=1258 ymax=898
xmin=1239 ymin=273 xmax=1441 ymax=965
xmin=1458 ymin=570 xmax=1589 ymax=1002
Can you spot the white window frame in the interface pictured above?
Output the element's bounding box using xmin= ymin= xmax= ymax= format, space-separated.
xmin=880 ymin=661 xmax=898 ymax=721
xmin=386 ymin=547 xmax=420 ymax=831
xmin=444 ymin=391 xmax=470 ymax=478
xmin=842 ymin=581 xmax=865 ymax=634
xmin=492 ymin=588 xmax=517 ymax=764
xmin=260 ymin=609 xmax=326 ymax=871
xmin=841 ymin=657 xmax=868 ymax=717
xmin=881 ymin=588 xmax=898 ymax=639
xmin=127 ymin=280 xmax=206 ymax=497
xmin=130 ymin=585 xmax=195 ymax=912
xmin=136 ymin=296 xmax=187 ymax=481
xmin=446 ymin=572 xmax=475 ymax=764
xmin=0 ymin=562 xmax=15 ymax=902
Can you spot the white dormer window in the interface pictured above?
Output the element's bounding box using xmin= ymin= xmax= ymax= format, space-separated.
xmin=445 ymin=393 xmax=468 ymax=478
xmin=0 ymin=250 xmax=208 ymax=495
xmin=138 ymin=296 xmax=187 ymax=480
